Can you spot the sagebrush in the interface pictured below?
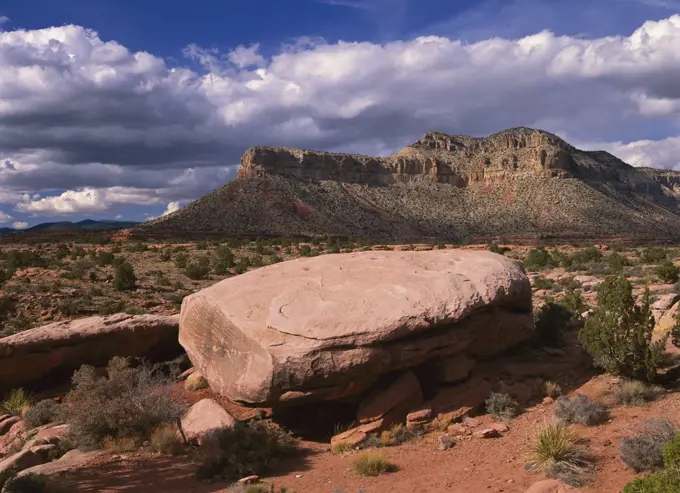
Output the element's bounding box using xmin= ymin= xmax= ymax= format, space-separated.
xmin=196 ymin=420 xmax=298 ymax=481
xmin=554 ymin=394 xmax=608 ymax=426
xmin=61 ymin=357 xmax=186 ymax=449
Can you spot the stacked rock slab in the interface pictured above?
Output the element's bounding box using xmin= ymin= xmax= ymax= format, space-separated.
xmin=179 ymin=249 xmax=533 ymax=406
xmin=0 ymin=313 xmax=181 ymax=393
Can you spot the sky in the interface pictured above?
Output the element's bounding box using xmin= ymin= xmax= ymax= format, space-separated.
xmin=0 ymin=0 xmax=680 ymax=228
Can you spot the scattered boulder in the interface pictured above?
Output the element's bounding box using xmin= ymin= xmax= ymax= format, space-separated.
xmin=179 ymin=250 xmax=533 ymax=406
xmin=406 ymin=408 xmax=432 ymax=427
xmin=431 ymin=377 xmax=493 ymax=425
xmin=656 ymin=301 xmax=680 ymax=333
xmin=0 ymin=314 xmax=182 ymax=393
xmin=0 ymin=417 xmax=20 ymax=437
xmin=0 ymin=421 xmax=25 ymax=457
xmin=330 ymin=420 xmax=384 ymax=448
xmin=356 ymin=371 xmax=423 ymax=426
xmin=0 ymin=445 xmax=55 ymax=483
xmin=13 ymin=449 xmax=102 ymax=481
xmin=180 ymin=399 xmax=235 ymax=444
xmin=497 ymin=381 xmax=533 ymax=405
xmin=473 ymin=428 xmax=500 ymax=439
xmin=652 ymin=293 xmax=680 ymax=311
xmin=435 ymin=354 xmax=476 ymax=384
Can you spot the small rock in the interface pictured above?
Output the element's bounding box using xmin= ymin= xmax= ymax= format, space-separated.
xmin=437 ymin=434 xmax=454 ymax=451
xmin=473 ymin=428 xmax=501 ymax=439
xmin=238 ymin=475 xmax=260 ymax=484
xmin=489 ymin=423 xmax=509 ymax=433
xmin=406 ymin=408 xmax=432 ymax=424
xmin=180 ymin=399 xmax=236 ymax=444
xmin=184 ymin=371 xmax=209 ymax=391
xmin=542 ymin=397 xmax=554 ymax=405
xmin=463 ymin=417 xmax=481 ymax=428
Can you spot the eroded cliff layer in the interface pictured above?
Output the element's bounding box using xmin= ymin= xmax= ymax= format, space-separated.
xmin=137 ymin=127 xmax=680 ymax=242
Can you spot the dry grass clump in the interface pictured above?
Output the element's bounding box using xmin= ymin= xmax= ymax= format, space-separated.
xmin=61 ymin=356 xmax=186 ymax=449
xmin=363 ymin=424 xmax=422 ymax=448
xmin=612 ymin=380 xmax=664 ymax=407
xmin=543 ymin=381 xmax=563 ymax=398
xmin=150 ymin=424 xmax=186 ymax=455
xmin=331 ymin=441 xmax=354 ymax=455
xmin=352 ymin=452 xmax=395 ymax=477
xmin=554 ymin=394 xmax=608 ymax=426
xmin=526 ymin=421 xmax=594 ymax=486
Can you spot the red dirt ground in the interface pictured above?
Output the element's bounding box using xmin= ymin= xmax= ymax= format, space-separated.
xmin=52 ymin=373 xmax=680 ymax=493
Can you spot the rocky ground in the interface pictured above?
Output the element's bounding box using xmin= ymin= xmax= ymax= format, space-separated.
xmin=2 ymin=238 xmax=680 ymax=492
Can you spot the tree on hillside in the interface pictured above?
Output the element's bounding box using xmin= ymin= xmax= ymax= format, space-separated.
xmin=579 ymin=275 xmax=666 ymax=382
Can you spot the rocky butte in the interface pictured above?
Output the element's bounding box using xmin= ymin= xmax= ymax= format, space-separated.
xmin=137 ymin=127 xmax=680 ymax=242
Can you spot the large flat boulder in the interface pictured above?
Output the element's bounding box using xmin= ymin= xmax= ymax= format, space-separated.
xmin=179 ymin=250 xmax=533 ymax=406
xmin=0 ymin=314 xmax=181 ymax=393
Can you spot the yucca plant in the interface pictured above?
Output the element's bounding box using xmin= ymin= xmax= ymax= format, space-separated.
xmin=1 ymin=388 xmax=32 ymax=416
xmin=526 ymin=421 xmax=594 ymax=486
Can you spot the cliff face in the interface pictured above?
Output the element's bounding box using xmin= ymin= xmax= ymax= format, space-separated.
xmin=238 ymin=128 xmax=578 ymax=186
xmin=138 ymin=127 xmax=680 ymax=242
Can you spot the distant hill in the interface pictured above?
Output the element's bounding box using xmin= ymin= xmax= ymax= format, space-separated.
xmin=136 ymin=127 xmax=680 ymax=242
xmin=0 ymin=219 xmax=139 ymax=235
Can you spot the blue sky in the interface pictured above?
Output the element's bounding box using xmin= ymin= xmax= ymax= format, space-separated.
xmin=0 ymin=0 xmax=679 ymax=227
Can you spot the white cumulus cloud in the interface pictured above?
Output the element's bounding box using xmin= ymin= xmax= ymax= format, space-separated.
xmin=0 ymin=16 xmax=680 ymax=217
xmin=162 ymin=201 xmax=181 ymax=216
xmin=0 ymin=211 xmax=11 ymax=222
xmin=12 ymin=221 xmax=28 ymax=230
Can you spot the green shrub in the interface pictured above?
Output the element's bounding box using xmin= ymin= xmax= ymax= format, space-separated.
xmin=532 ymin=276 xmax=554 ymax=290
xmin=656 ymin=261 xmax=680 ymax=283
xmin=606 ymin=252 xmax=630 ymax=272
xmin=1 ymin=388 xmax=32 ymax=416
xmin=570 ymin=246 xmax=603 ymax=265
xmin=642 ymin=247 xmax=669 ymax=264
xmin=352 ymin=452 xmax=395 ymax=477
xmin=485 ymin=392 xmax=518 ymax=420
xmin=184 ymin=261 xmax=210 ymax=280
xmin=559 ymin=289 xmax=587 ymax=318
xmin=525 ymin=422 xmax=594 ymax=487
xmin=623 ymin=471 xmax=679 ymax=492
xmin=524 ymin=248 xmax=555 ymax=270
xmin=579 ymin=276 xmax=666 ymax=382
xmin=94 ymin=251 xmax=115 ymax=266
xmin=211 ymin=246 xmax=235 ymax=274
xmin=114 ymin=262 xmax=136 ymax=291
xmin=159 ymin=250 xmax=171 ymax=262
xmin=61 ymin=357 xmax=186 ymax=449
xmin=173 ymin=252 xmax=189 ymax=269
xmin=663 ymin=434 xmax=680 ymax=471
xmin=554 ymin=394 xmax=608 ymax=426
xmin=196 ymin=421 xmax=298 ymax=481
xmin=23 ymin=399 xmax=60 ymax=428
xmin=534 ymin=302 xmax=574 ymax=347
xmin=619 ymin=419 xmax=677 ymax=472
